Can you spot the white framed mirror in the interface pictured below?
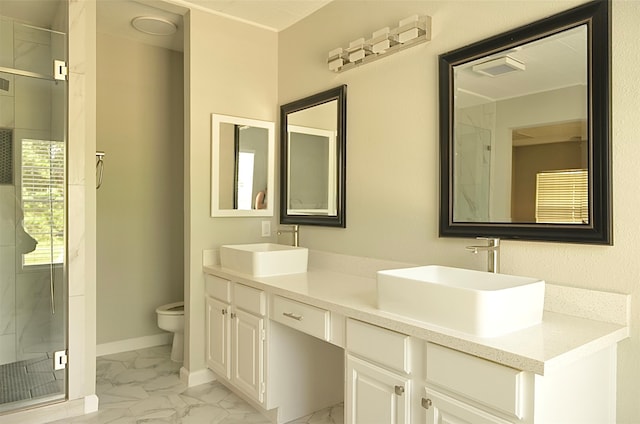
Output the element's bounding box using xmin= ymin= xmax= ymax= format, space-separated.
xmin=287 ymin=125 xmax=337 ymax=216
xmin=211 ymin=114 xmax=275 ymax=217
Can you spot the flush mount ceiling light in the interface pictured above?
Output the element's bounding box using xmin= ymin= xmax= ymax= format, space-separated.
xmin=472 ymin=56 xmax=525 ymax=77
xmin=131 ymin=16 xmax=177 ymax=36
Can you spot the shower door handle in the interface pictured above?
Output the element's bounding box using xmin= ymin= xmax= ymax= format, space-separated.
xmin=49 ymin=267 xmax=55 ymax=315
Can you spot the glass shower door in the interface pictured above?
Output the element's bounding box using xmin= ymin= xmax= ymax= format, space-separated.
xmin=0 ymin=16 xmax=67 ymax=412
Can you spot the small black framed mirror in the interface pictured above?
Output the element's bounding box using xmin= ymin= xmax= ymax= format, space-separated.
xmin=280 ymin=85 xmax=347 ymax=227
xmin=439 ymin=0 xmax=611 ymax=244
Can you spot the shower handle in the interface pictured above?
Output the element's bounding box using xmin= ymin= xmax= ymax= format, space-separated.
xmin=96 ymin=151 xmax=106 ymax=189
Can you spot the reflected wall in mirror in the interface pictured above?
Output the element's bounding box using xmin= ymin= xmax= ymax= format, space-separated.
xmin=439 ymin=0 xmax=611 ymax=244
xmin=280 ymin=85 xmax=347 ymax=227
xmin=211 ymin=114 xmax=275 ymax=217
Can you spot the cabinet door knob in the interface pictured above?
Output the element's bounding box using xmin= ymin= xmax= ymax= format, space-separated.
xmin=230 ymin=312 xmax=236 ymax=319
xmin=394 ymin=385 xmax=405 ymax=396
xmin=421 ymin=398 xmax=432 ymax=409
xmin=221 ymin=309 xmax=227 ymax=315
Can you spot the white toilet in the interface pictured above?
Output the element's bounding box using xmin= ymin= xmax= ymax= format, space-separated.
xmin=156 ymin=301 xmax=185 ymax=362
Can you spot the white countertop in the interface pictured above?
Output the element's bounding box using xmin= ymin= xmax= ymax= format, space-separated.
xmin=202 ymin=263 xmax=629 ymax=376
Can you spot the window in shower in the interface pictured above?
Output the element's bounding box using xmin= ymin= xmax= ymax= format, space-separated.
xmin=20 ymin=139 xmax=65 ymax=266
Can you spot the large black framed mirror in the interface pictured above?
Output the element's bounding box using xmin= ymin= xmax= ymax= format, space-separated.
xmin=280 ymin=85 xmax=347 ymax=227
xmin=439 ymin=0 xmax=611 ymax=244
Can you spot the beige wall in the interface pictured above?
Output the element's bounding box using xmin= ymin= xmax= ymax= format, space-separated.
xmin=278 ymin=0 xmax=640 ymax=422
xmin=184 ymin=9 xmax=278 ymax=372
xmin=95 ymin=32 xmax=184 ymax=344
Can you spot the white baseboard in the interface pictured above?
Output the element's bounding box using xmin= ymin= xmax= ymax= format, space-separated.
xmin=84 ymin=394 xmax=99 ymax=414
xmin=96 ymin=333 xmax=172 ymax=357
xmin=180 ymin=366 xmax=216 ymax=387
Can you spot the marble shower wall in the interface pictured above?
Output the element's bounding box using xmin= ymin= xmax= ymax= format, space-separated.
xmin=454 ymin=102 xmax=496 ymax=222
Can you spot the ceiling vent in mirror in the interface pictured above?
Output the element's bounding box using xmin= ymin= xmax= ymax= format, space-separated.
xmin=131 ymin=16 xmax=177 ymax=36
xmin=472 ymin=56 xmax=525 ymax=77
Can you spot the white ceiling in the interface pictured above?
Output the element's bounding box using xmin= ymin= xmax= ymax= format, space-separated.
xmin=98 ymin=1 xmax=186 ymax=51
xmin=1 ymin=0 xmax=331 ymax=52
xmin=182 ymin=0 xmax=332 ymax=31
xmin=97 ymin=0 xmax=332 ymax=52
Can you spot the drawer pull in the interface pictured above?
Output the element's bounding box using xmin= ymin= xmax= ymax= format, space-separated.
xmin=283 ymin=312 xmax=304 ymax=321
xmin=421 ymin=398 xmax=432 ymax=409
xmin=394 ymin=385 xmax=405 ymax=396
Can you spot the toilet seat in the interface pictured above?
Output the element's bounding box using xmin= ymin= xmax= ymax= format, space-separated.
xmin=156 ymin=301 xmax=184 ymax=315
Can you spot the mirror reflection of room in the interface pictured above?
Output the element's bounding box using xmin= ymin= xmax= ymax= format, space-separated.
xmin=287 ymin=100 xmax=337 ymax=216
xmin=452 ymin=24 xmax=588 ymax=225
xmin=511 ymin=120 xmax=588 ymax=224
xmin=218 ymin=123 xmax=269 ymax=211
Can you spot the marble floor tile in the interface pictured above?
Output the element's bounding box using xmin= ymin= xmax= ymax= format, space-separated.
xmin=48 ymin=345 xmax=343 ymax=424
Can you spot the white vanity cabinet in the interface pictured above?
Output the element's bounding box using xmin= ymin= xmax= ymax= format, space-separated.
xmin=423 ymin=389 xmax=513 ymax=424
xmin=205 ymin=275 xmax=266 ymax=404
xmin=422 ymin=342 xmax=618 ymax=424
xmin=205 ymin=295 xmax=230 ymax=378
xmin=202 ymin=262 xmax=625 ymax=424
xmin=423 ymin=343 xmax=522 ymax=424
xmin=205 ymin=273 xmax=344 ymax=424
xmin=345 ymin=319 xmax=414 ymax=424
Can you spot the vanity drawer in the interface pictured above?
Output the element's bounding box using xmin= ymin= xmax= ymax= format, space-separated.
xmin=272 ymin=296 xmax=330 ymax=341
xmin=426 ymin=343 xmax=524 ymax=418
xmin=205 ymin=274 xmax=231 ymax=302
xmin=233 ymin=283 xmax=266 ymax=316
xmin=346 ymin=319 xmax=410 ymax=374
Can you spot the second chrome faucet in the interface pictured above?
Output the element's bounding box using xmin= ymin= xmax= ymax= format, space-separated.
xmin=465 ymin=237 xmax=500 ymax=273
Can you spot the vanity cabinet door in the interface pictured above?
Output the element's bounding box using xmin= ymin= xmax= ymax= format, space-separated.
xmin=423 ymin=388 xmax=514 ymax=424
xmin=232 ymin=308 xmax=265 ymax=403
xmin=205 ymin=296 xmax=231 ymax=379
xmin=346 ymin=354 xmax=410 ymax=424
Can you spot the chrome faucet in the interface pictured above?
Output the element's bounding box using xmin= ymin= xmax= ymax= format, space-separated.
xmin=465 ymin=237 xmax=500 ymax=273
xmin=277 ymin=224 xmax=300 ymax=247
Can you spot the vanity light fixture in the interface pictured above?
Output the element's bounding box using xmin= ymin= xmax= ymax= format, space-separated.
xmin=328 ymin=14 xmax=431 ymax=73
xmin=347 ymin=38 xmax=372 ymax=63
xmin=328 ymin=48 xmax=347 ymax=72
xmin=472 ymin=56 xmax=526 ymax=77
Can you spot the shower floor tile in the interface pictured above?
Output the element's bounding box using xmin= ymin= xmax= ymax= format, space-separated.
xmin=0 ymin=355 xmax=63 ymax=405
xmin=48 ymin=345 xmax=343 ymax=424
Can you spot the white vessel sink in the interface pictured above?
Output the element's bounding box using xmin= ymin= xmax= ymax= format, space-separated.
xmin=377 ymin=265 xmax=545 ymax=337
xmin=220 ymin=243 xmax=308 ymax=277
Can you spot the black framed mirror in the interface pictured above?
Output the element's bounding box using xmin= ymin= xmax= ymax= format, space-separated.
xmin=280 ymin=85 xmax=347 ymax=227
xmin=439 ymin=0 xmax=611 ymax=244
